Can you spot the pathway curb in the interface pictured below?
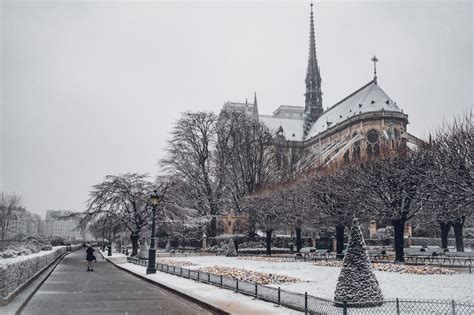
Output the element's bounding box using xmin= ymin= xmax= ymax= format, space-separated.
xmin=100 ymin=252 xmax=230 ymax=315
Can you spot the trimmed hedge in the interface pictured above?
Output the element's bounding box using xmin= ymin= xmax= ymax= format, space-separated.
xmin=0 ymin=247 xmax=67 ymax=298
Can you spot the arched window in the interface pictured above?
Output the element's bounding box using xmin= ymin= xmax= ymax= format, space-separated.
xmin=234 ymin=221 xmax=242 ymax=234
xmin=366 ymin=130 xmax=380 ymax=157
xmin=217 ymin=220 xmax=224 ymax=234
xmin=352 ymin=142 xmax=361 ymax=160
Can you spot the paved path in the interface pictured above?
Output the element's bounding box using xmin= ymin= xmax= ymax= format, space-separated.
xmin=21 ymin=250 xmax=211 ymax=315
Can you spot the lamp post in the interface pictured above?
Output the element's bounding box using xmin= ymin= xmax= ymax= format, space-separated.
xmin=146 ymin=189 xmax=161 ymax=274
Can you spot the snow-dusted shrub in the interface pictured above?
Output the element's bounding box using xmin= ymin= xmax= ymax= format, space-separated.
xmin=334 ymin=218 xmax=383 ymax=306
xmin=1 ymin=250 xmax=17 ymax=259
xmin=226 ymin=238 xmax=237 ymax=257
xmin=374 ymin=226 xmax=394 ymax=240
xmin=41 ymin=245 xmax=53 ymax=251
xmin=165 ymin=240 xmax=171 ymax=252
xmin=238 ymin=240 xmax=265 ymax=249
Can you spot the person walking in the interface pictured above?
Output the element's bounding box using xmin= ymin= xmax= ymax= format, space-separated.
xmin=85 ymin=244 xmax=96 ymax=271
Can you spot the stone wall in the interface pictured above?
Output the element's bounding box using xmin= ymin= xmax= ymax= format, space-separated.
xmin=0 ymin=246 xmax=67 ymax=298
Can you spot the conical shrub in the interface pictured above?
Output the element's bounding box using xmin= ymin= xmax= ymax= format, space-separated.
xmin=334 ymin=218 xmax=383 ymax=306
xmin=226 ymin=238 xmax=238 ymax=257
xmin=138 ymin=238 xmax=149 ymax=259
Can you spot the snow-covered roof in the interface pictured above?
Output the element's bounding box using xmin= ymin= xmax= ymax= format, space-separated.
xmin=306 ymin=80 xmax=402 ymax=139
xmin=272 ymin=105 xmax=304 ymax=119
xmin=259 ymin=115 xmax=305 ymax=141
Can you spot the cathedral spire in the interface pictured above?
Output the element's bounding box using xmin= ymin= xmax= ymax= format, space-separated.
xmin=371 ymin=55 xmax=379 ymax=83
xmin=253 ymin=91 xmax=259 ymax=117
xmin=303 ymin=1 xmax=323 ymax=138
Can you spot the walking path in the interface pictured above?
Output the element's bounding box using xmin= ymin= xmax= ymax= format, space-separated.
xmin=20 ymin=250 xmax=211 ymax=315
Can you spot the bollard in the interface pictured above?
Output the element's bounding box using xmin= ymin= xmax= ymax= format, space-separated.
xmin=220 ymin=275 xmax=223 ymax=287
xmin=198 ymin=270 xmax=200 ymax=280
xmin=236 ymin=279 xmax=239 ymax=293
xmin=180 ymin=267 xmax=183 ymax=277
xmin=254 ymin=283 xmax=258 ymax=299
xmin=469 ymin=265 xmax=472 ymax=274
xmin=208 ymin=273 xmax=211 ymax=283
xmin=278 ymin=287 xmax=281 ymax=306
xmin=188 ymin=269 xmax=190 ymax=278
xmin=396 ymin=298 xmax=400 ymax=315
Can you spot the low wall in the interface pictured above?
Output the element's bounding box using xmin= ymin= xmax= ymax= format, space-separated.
xmin=0 ymin=246 xmax=68 ymax=299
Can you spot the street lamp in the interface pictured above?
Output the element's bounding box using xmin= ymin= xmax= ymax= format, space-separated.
xmin=146 ymin=189 xmax=161 ymax=274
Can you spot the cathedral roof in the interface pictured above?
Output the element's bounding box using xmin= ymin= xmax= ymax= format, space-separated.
xmin=259 ymin=115 xmax=305 ymax=141
xmin=306 ymin=80 xmax=401 ymax=139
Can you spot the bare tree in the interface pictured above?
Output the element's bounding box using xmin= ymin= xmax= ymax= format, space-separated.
xmin=357 ymin=150 xmax=430 ymax=262
xmin=242 ymin=189 xmax=285 ymax=255
xmin=427 ymin=112 xmax=473 ymax=251
xmin=217 ymin=111 xmax=276 ymax=211
xmin=161 ymin=112 xmax=223 ymax=236
xmin=82 ymin=173 xmax=155 ymax=256
xmin=302 ymin=165 xmax=362 ymax=258
xmin=0 ymin=193 xmax=24 ymax=250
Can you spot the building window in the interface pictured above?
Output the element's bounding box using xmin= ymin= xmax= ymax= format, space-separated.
xmin=366 ymin=130 xmax=380 ymax=158
xmin=353 ymin=142 xmax=361 ymax=160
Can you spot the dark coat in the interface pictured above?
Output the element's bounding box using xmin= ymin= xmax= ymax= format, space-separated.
xmin=86 ymin=247 xmax=95 ymax=261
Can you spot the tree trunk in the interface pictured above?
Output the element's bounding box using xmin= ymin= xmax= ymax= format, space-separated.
xmin=335 ymin=225 xmax=345 ymax=260
xmin=247 ymin=218 xmax=257 ymax=241
xmin=208 ymin=217 xmax=217 ymax=237
xmin=439 ymin=221 xmax=451 ymax=249
xmin=392 ymin=219 xmax=406 ymax=263
xmin=266 ymin=229 xmax=272 ymax=256
xmin=130 ymin=232 xmax=140 ymax=257
xmin=452 ymin=219 xmax=465 ymax=252
xmin=295 ymin=227 xmax=302 ymax=253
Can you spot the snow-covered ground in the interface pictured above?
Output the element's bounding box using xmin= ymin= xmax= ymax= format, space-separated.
xmin=160 ymin=256 xmax=474 ymax=303
xmin=112 ymin=261 xmax=302 ymax=314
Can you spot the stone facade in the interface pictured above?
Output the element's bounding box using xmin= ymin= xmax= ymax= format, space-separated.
xmin=217 ymin=213 xmax=248 ymax=235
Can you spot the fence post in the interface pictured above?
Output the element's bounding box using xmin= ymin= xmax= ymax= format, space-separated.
xmin=208 ymin=273 xmax=210 ymax=283
xmin=343 ymin=301 xmax=347 ymax=315
xmin=236 ymin=279 xmax=239 ymax=293
xmin=220 ymin=275 xmax=223 ymax=288
xmin=278 ymin=287 xmax=281 ymax=306
xmin=197 ymin=270 xmax=200 ymax=280
xmin=452 ymin=299 xmax=456 ymax=315
xmin=188 ymin=269 xmax=190 ymax=278
xmin=255 ymin=283 xmax=258 ymax=299
xmin=396 ymin=298 xmax=400 ymax=315
xmin=305 ymin=292 xmax=308 ymax=313
xmin=180 ymin=267 xmax=182 ymax=277
xmin=173 ymin=266 xmax=176 ymax=274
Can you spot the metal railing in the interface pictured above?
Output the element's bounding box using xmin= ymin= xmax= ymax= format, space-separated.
xmin=127 ymin=256 xmax=473 ymax=314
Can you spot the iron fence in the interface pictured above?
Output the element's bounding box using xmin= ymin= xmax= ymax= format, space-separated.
xmin=127 ymin=256 xmax=473 ymax=314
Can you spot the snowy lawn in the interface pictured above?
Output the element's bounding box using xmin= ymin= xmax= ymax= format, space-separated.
xmin=160 ymin=256 xmax=474 ymax=303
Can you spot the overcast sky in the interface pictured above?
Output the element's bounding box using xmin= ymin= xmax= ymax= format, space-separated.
xmin=1 ymin=0 xmax=472 ymax=217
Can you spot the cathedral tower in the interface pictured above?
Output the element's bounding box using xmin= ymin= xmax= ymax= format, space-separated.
xmin=303 ymin=2 xmax=323 ymax=138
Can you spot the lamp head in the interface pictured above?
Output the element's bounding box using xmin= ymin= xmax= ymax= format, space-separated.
xmin=151 ymin=189 xmax=161 ymax=206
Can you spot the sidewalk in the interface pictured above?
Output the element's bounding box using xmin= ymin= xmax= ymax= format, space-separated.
xmin=102 ymin=251 xmax=302 ymax=315
xmin=21 ymin=250 xmax=212 ymax=315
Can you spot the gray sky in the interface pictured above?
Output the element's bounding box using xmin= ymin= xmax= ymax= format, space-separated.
xmin=1 ymin=0 xmax=472 ymax=218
